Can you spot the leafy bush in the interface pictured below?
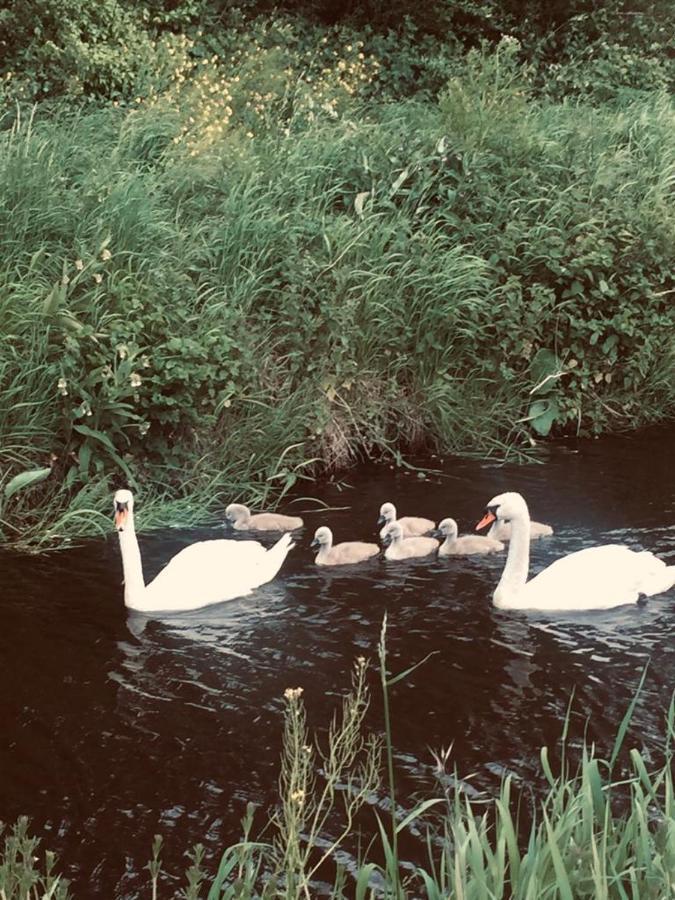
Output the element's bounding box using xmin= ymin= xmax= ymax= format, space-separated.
xmin=1 ymin=34 xmax=674 ymax=544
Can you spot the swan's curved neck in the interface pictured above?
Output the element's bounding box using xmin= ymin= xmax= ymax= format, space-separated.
xmin=495 ymin=511 xmax=530 ymax=604
xmin=117 ymin=512 xmax=146 ymax=607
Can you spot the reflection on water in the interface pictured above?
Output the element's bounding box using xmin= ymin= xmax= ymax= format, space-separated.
xmin=1 ymin=427 xmax=674 ymax=897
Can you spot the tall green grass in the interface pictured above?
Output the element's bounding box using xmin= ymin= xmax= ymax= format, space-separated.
xmin=1 ymin=39 xmax=674 ymax=546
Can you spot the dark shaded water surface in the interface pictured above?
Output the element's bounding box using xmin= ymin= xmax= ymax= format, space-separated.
xmin=2 ymin=428 xmax=675 ymax=896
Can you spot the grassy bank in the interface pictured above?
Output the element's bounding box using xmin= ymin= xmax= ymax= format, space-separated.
xmin=3 ymin=627 xmax=674 ymax=898
xmin=1 ymin=22 xmax=674 ymax=546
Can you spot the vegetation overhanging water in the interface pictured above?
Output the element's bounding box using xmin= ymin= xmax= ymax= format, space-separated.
xmin=1 ymin=0 xmax=674 ymax=548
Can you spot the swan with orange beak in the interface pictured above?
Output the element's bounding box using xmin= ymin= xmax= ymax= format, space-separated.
xmin=476 ymin=492 xmax=675 ymax=610
xmin=113 ymin=489 xmax=294 ymax=613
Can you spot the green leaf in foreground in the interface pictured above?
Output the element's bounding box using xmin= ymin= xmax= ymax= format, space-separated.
xmin=4 ymin=467 xmax=52 ymax=500
xmin=528 ymin=399 xmax=559 ymax=436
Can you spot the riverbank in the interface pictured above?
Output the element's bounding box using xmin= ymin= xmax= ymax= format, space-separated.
xmin=1 ymin=8 xmax=674 ymax=547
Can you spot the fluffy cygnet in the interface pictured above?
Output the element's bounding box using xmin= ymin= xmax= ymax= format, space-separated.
xmin=377 ymin=501 xmax=435 ymax=541
xmin=226 ymin=503 xmax=304 ymax=532
xmin=381 ymin=521 xmax=439 ymax=561
xmin=437 ymin=517 xmax=504 ymax=556
xmin=311 ymin=526 xmax=379 ymax=566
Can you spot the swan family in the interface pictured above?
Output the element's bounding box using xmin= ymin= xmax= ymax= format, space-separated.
xmin=114 ymin=490 xmax=675 ymax=614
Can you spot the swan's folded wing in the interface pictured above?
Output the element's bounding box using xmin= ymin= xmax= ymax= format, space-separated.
xmin=145 ymin=539 xmax=269 ymax=606
xmin=527 ymin=545 xmax=666 ymax=609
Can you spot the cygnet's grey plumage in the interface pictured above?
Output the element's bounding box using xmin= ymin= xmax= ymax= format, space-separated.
xmin=226 ymin=503 xmax=303 ymax=532
xmin=311 ymin=526 xmax=379 ymax=566
xmin=488 ymin=519 xmax=553 ymax=542
xmin=378 ymin=501 xmax=435 ymax=541
xmin=437 ymin=517 xmax=504 ymax=556
xmin=381 ymin=521 xmax=439 ymax=561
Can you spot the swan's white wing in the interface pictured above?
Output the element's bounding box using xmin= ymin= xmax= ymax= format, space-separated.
xmin=522 ymin=545 xmax=667 ymax=610
xmin=143 ymin=539 xmax=272 ymax=611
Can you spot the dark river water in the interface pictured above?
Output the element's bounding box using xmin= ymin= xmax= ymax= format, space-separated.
xmin=2 ymin=427 xmax=675 ymax=897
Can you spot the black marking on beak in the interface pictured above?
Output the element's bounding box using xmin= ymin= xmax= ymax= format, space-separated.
xmin=114 ymin=500 xmax=129 ymax=532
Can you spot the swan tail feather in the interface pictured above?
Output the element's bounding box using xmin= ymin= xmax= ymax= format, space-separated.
xmin=271 ymin=532 xmax=295 ymax=554
xmin=264 ymin=532 xmax=295 ymax=572
xmin=641 ymin=565 xmax=675 ymax=598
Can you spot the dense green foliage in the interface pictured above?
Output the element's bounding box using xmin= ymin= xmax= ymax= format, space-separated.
xmin=1 ymin=3 xmax=674 ymax=544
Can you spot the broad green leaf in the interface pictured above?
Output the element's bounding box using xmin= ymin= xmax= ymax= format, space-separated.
xmin=530 ymin=348 xmax=559 ymax=393
xmin=73 ymin=423 xmax=118 ymax=454
xmin=73 ymin=424 xmax=134 ymax=481
xmin=4 ymin=466 xmax=52 ymax=500
xmin=528 ymin=399 xmax=559 ymax=436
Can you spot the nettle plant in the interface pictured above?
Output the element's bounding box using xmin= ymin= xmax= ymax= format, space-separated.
xmin=42 ymin=249 xmax=242 ymax=487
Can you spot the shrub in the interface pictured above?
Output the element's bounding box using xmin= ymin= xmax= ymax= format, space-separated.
xmin=1 ymin=39 xmax=674 ymax=545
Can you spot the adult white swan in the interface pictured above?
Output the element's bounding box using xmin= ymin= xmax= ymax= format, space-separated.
xmin=476 ymin=491 xmax=675 ymax=611
xmin=114 ymin=489 xmax=294 ymax=612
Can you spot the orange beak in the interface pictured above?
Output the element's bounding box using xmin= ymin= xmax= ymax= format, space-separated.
xmin=114 ymin=507 xmax=128 ymax=531
xmin=475 ymin=511 xmax=496 ymax=531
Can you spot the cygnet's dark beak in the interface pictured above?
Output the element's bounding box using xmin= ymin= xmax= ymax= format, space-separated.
xmin=381 ymin=532 xmax=392 ymax=547
xmin=377 ymin=515 xmax=385 ymax=525
xmin=310 ymin=538 xmax=320 ymax=549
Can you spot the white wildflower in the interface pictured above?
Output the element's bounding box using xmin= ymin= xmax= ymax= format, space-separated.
xmin=283 ymin=687 xmax=304 ymax=701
